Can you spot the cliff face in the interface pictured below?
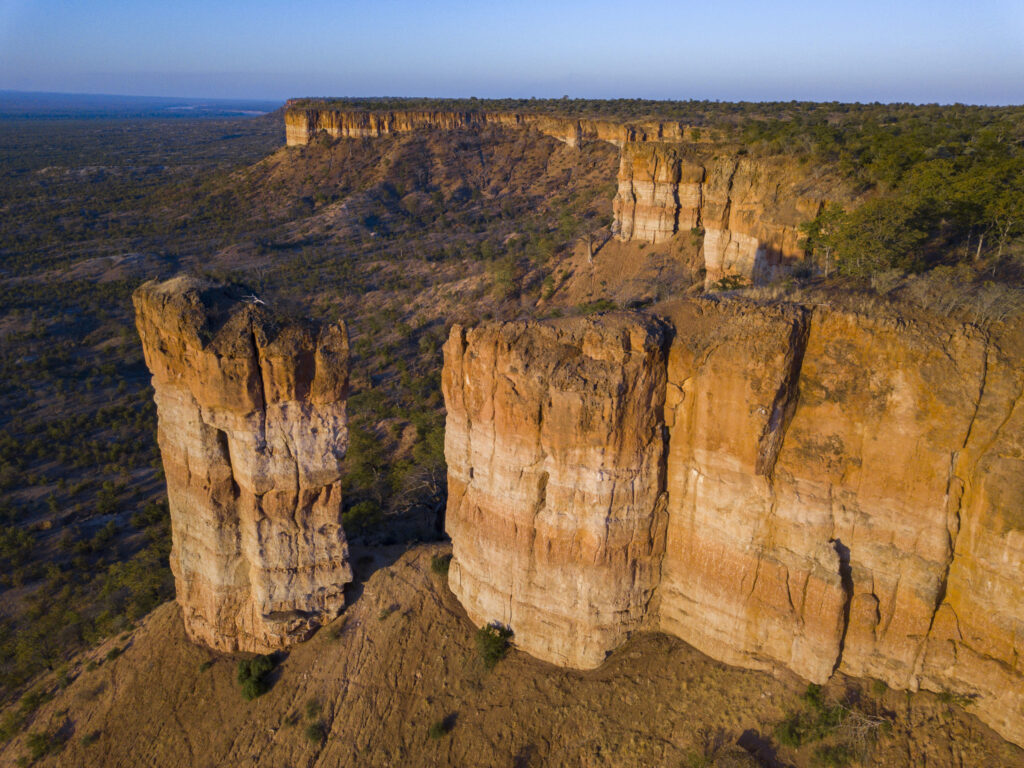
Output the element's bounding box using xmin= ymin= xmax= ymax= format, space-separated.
xmin=442 ymin=300 xmax=1024 ymax=746
xmin=656 ymin=300 xmax=848 ymax=685
xmin=283 ymin=104 xmax=698 ymax=148
xmin=134 ymin=277 xmax=352 ymax=653
xmin=442 ymin=316 xmax=668 ymax=667
xmin=612 ymin=144 xmax=824 ymax=286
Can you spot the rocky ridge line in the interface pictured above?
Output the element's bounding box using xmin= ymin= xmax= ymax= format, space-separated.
xmin=283 ymin=106 xmax=841 ymax=288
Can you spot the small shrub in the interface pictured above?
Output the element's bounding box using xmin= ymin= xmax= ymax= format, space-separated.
xmin=428 ymin=713 xmax=456 ymax=740
xmin=81 ymin=729 xmax=101 ymax=746
xmin=430 ymin=554 xmax=452 ymax=577
xmin=304 ymin=721 xmax=326 ymax=744
xmin=711 ymin=274 xmax=748 ymax=291
xmin=26 ymin=729 xmax=65 ymax=760
xmin=199 ymin=660 xmax=215 ymax=672
xmin=105 ymin=647 xmax=121 ymax=662
xmin=937 ymin=689 xmax=974 ymax=707
xmin=428 ymin=720 xmax=449 ymax=740
xmin=577 ymin=298 xmax=618 ymax=315
xmin=305 ymin=698 xmax=321 ymax=720
xmin=774 ymin=713 xmax=806 ymax=747
xmin=774 ymin=685 xmax=845 ymax=747
xmin=236 ymin=654 xmax=275 ymax=701
xmin=475 ymin=623 xmax=513 ymax=670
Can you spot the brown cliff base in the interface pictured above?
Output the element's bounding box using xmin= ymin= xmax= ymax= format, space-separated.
xmin=133 ymin=277 xmax=352 ymax=653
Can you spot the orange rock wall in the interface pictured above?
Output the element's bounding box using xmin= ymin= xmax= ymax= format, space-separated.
xmin=442 ymin=316 xmax=669 ymax=667
xmin=283 ymin=104 xmax=698 ymax=148
xmin=613 ymin=144 xmax=824 ymax=286
xmin=134 ymin=277 xmax=352 ymax=653
xmin=443 ymin=300 xmax=1024 ymax=746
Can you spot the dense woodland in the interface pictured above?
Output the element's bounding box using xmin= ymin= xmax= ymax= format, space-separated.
xmin=1 ymin=97 xmax=1023 ymax=732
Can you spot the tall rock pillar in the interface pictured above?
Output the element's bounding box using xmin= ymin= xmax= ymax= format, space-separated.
xmin=134 ymin=276 xmax=352 ymax=652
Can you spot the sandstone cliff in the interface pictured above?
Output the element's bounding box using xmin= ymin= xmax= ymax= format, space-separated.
xmin=134 ymin=277 xmax=352 ymax=652
xmin=283 ymin=104 xmax=843 ymax=289
xmin=283 ymin=102 xmax=699 ymax=148
xmin=442 ymin=315 xmax=669 ymax=667
xmin=612 ymin=143 xmax=826 ymax=286
xmin=442 ymin=299 xmax=1024 ymax=746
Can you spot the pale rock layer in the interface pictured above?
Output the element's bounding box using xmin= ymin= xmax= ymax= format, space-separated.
xmin=442 ymin=299 xmax=1024 ymax=747
xmin=284 ymin=104 xmax=701 ymax=148
xmin=134 ymin=277 xmax=352 ymax=653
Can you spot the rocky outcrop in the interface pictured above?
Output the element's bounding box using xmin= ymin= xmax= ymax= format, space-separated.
xmin=612 ymin=144 xmax=825 ymax=286
xmin=442 ymin=315 xmax=669 ymax=668
xmin=442 ymin=299 xmax=1024 ymax=746
xmin=134 ymin=276 xmax=352 ymax=653
xmin=612 ymin=144 xmax=704 ymax=243
xmin=656 ymin=300 xmax=847 ymax=685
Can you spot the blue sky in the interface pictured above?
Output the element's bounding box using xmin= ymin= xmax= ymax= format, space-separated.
xmin=1 ymin=0 xmax=1022 ymax=103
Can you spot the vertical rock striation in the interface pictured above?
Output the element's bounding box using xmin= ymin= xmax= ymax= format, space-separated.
xmin=442 ymin=298 xmax=1024 ymax=746
xmin=134 ymin=276 xmax=352 ymax=653
xmin=442 ymin=315 xmax=669 ymax=668
xmin=612 ymin=145 xmax=824 ymax=286
xmin=657 ymin=300 xmax=848 ymax=685
xmin=612 ymin=144 xmax=704 ymax=243
xmin=917 ymin=316 xmax=1024 ymax=745
xmin=283 ymin=104 xmax=699 ymax=148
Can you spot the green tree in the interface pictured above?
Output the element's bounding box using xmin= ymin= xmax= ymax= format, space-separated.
xmin=834 ymin=199 xmax=929 ymax=276
xmin=799 ymin=203 xmax=847 ymax=277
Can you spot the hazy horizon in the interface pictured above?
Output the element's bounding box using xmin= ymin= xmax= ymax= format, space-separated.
xmin=2 ymin=89 xmax=1023 ymax=110
xmin=2 ymin=0 xmax=1022 ymax=105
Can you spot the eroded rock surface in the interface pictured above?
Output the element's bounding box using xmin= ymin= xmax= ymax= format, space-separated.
xmin=134 ymin=276 xmax=352 ymax=652
xmin=612 ymin=145 xmax=825 ymax=286
xmin=442 ymin=315 xmax=669 ymax=668
xmin=284 ymin=103 xmax=701 ymax=148
xmin=443 ymin=298 xmax=1024 ymax=746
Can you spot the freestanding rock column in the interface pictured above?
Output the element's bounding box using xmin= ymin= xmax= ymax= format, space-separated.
xmin=134 ymin=276 xmax=352 ymax=652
